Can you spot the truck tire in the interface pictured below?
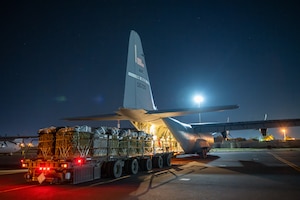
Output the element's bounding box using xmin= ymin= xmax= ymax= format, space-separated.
xmin=142 ymin=158 xmax=152 ymax=171
xmin=164 ymin=153 xmax=172 ymax=167
xmin=111 ymin=160 xmax=123 ymax=178
xmin=154 ymin=156 xmax=163 ymax=168
xmin=103 ymin=162 xmax=113 ymax=177
xmin=101 ymin=162 xmax=107 ymax=176
xmin=126 ymin=159 xmax=138 ymax=175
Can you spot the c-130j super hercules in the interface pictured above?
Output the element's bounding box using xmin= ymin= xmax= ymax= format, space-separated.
xmin=66 ymin=30 xmax=300 ymax=158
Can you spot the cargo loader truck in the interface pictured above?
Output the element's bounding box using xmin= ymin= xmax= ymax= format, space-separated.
xmin=21 ymin=125 xmax=173 ymax=184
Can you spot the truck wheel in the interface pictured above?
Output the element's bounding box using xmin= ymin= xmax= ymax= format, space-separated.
xmin=112 ymin=160 xmax=123 ymax=178
xmin=129 ymin=159 xmax=139 ymax=175
xmin=154 ymin=156 xmax=163 ymax=168
xmin=142 ymin=158 xmax=152 ymax=171
xmin=101 ymin=162 xmax=110 ymax=177
xmin=104 ymin=162 xmax=114 ymax=177
xmin=164 ymin=154 xmax=172 ymax=167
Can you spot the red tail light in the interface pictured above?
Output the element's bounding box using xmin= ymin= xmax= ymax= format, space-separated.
xmin=75 ymin=157 xmax=85 ymax=165
xmin=39 ymin=167 xmax=50 ymax=171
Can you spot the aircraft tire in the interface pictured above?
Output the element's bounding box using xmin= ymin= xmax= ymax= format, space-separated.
xmin=202 ymin=148 xmax=208 ymax=159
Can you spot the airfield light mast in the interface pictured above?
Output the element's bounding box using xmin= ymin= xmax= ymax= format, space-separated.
xmin=282 ymin=129 xmax=286 ymax=141
xmin=194 ymin=95 xmax=204 ymax=123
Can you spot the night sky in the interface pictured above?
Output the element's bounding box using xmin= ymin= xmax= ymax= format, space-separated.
xmin=1 ymin=1 xmax=300 ymax=139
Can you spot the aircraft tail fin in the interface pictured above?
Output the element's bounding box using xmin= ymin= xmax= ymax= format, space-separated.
xmin=123 ymin=30 xmax=157 ymax=111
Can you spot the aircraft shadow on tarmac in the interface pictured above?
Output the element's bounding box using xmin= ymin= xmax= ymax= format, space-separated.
xmin=171 ymin=154 xmax=220 ymax=165
xmin=224 ymin=160 xmax=299 ymax=175
xmin=219 ymin=160 xmax=300 ymax=187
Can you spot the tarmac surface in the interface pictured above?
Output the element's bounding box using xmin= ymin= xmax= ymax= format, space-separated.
xmin=0 ymin=148 xmax=300 ymax=200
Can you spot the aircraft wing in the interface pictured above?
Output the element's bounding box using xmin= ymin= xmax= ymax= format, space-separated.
xmin=64 ymin=105 xmax=239 ymax=121
xmin=63 ymin=113 xmax=128 ymax=121
xmin=190 ymin=119 xmax=300 ymax=133
xmin=0 ymin=136 xmax=38 ymax=141
xmin=147 ymin=105 xmax=239 ymax=118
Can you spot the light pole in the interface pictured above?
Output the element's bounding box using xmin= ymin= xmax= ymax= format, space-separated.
xmin=194 ymin=95 xmax=204 ymax=123
xmin=282 ymin=129 xmax=286 ymax=141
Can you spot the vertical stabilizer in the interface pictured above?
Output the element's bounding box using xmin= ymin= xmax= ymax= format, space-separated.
xmin=123 ymin=30 xmax=156 ymax=110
